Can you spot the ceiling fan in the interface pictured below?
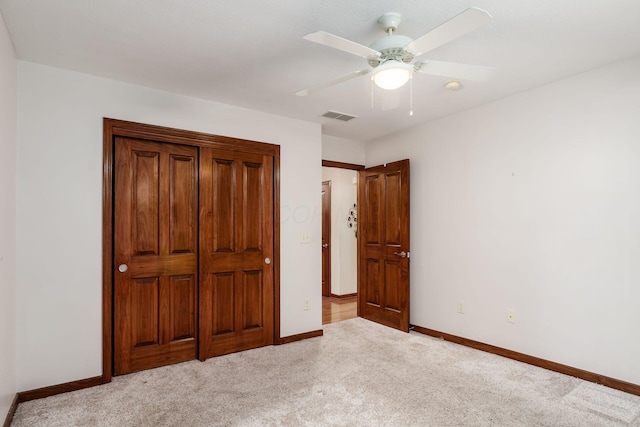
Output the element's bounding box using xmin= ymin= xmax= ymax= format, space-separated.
xmin=295 ymin=8 xmax=495 ymax=96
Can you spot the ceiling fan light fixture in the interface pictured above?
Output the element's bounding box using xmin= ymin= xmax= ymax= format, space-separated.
xmin=371 ymin=61 xmax=413 ymax=90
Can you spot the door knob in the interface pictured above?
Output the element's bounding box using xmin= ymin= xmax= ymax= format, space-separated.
xmin=322 ymin=243 xmax=329 ymax=248
xmin=118 ymin=264 xmax=128 ymax=273
xmin=265 ymin=258 xmax=271 ymax=265
xmin=393 ymin=251 xmax=407 ymax=258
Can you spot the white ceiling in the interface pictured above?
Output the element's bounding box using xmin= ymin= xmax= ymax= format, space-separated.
xmin=2 ymin=0 xmax=640 ymax=142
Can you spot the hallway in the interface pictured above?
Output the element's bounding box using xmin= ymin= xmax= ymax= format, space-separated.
xmin=322 ymin=296 xmax=357 ymax=325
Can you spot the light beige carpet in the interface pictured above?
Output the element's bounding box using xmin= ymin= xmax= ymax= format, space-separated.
xmin=12 ymin=318 xmax=640 ymax=426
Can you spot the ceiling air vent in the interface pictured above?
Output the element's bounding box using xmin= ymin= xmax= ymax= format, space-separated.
xmin=322 ymin=110 xmax=357 ymax=122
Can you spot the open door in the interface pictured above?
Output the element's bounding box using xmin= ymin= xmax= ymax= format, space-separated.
xmin=357 ymin=159 xmax=410 ymax=332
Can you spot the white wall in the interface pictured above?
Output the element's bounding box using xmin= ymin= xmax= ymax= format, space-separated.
xmin=322 ymin=135 xmax=365 ymax=165
xmin=0 ymin=10 xmax=17 ymax=421
xmin=322 ymin=167 xmax=358 ymax=296
xmin=366 ymin=56 xmax=640 ymax=385
xmin=16 ymin=61 xmax=322 ymax=391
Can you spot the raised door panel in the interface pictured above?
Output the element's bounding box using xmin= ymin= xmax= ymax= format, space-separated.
xmin=133 ymin=150 xmax=160 ymax=256
xmin=242 ymin=162 xmax=263 ymax=252
xmin=364 ymin=174 xmax=383 ymax=246
xmin=384 ymin=171 xmax=402 ymax=247
xmin=383 ymin=260 xmax=402 ymax=313
xmin=169 ymin=155 xmax=197 ymax=255
xmin=211 ymin=159 xmax=236 ymax=253
xmin=132 ymin=277 xmax=160 ymax=347
xmin=243 ymin=270 xmax=263 ymax=330
xmin=168 ymin=274 xmax=196 ymax=342
xmin=364 ymin=258 xmax=381 ymax=307
xmin=211 ymin=272 xmax=235 ymax=336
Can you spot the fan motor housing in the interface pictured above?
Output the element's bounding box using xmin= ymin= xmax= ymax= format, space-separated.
xmin=368 ymin=35 xmax=414 ymax=67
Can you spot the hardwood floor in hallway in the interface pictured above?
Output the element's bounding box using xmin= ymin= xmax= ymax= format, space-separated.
xmin=322 ymin=296 xmax=357 ymax=325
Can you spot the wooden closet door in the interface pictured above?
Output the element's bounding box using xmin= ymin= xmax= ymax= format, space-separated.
xmin=199 ymin=147 xmax=274 ymax=359
xmin=113 ymin=137 xmax=198 ymax=375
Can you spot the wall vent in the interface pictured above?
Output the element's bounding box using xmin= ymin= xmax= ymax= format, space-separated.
xmin=322 ymin=110 xmax=357 ymax=122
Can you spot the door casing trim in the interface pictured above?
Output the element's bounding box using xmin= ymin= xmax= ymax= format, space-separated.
xmin=321 ymin=180 xmax=331 ymax=297
xmin=102 ymin=118 xmax=281 ymax=382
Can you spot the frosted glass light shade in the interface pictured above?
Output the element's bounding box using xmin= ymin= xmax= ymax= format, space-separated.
xmin=372 ymin=61 xmax=413 ymax=90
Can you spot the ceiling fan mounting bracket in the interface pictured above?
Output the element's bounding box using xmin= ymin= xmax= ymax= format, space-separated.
xmin=378 ymin=12 xmax=402 ymax=33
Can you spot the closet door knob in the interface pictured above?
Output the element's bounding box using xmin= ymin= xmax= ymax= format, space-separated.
xmin=118 ymin=264 xmax=128 ymax=273
xmin=264 ymin=258 xmax=271 ymax=265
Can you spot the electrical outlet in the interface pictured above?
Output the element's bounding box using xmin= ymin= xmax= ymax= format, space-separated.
xmin=304 ymin=299 xmax=310 ymax=311
xmin=456 ymin=301 xmax=465 ymax=314
xmin=300 ymin=232 xmax=311 ymax=244
xmin=507 ymin=309 xmax=516 ymax=324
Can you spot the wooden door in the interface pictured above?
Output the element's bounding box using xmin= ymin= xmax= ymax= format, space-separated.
xmin=321 ymin=181 xmax=331 ymax=297
xmin=358 ymin=160 xmax=410 ymax=332
xmin=114 ymin=137 xmax=198 ymax=375
xmin=199 ymin=147 xmax=274 ymax=359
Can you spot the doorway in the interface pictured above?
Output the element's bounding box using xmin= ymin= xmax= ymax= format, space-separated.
xmin=321 ymin=161 xmax=363 ymax=324
xmin=103 ymin=119 xmax=281 ymax=380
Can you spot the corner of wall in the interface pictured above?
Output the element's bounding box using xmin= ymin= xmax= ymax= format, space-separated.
xmin=0 ymin=6 xmax=19 ymax=422
xmin=321 ymin=135 xmax=366 ymax=165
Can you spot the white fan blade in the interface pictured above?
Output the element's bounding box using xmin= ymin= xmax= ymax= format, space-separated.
xmin=295 ymin=69 xmax=371 ymax=96
xmin=304 ymin=31 xmax=381 ymax=59
xmin=404 ymin=8 xmax=492 ymax=57
xmin=415 ymin=60 xmax=495 ymax=82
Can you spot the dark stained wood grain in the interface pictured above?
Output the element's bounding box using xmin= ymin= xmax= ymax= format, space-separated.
xmin=102 ymin=120 xmax=114 ymax=384
xmin=169 ymin=275 xmax=196 ymax=341
xmin=114 ymin=138 xmax=198 ymax=375
xmin=273 ymin=149 xmax=281 ymax=349
xmin=358 ymin=160 xmax=410 ymax=332
xmin=103 ymin=118 xmax=281 ymax=380
xmin=133 ymin=150 xmax=159 ymax=255
xmin=321 ymin=181 xmax=331 ymax=297
xmin=199 ymin=148 xmax=274 ymax=359
xmin=330 ymin=293 xmax=357 ymax=299
xmin=322 ymin=160 xmax=365 ymax=170
xmin=211 ymin=158 xmax=235 ymax=252
xmin=16 ymin=376 xmax=105 ymax=403
xmin=278 ymin=329 xmax=324 ymax=344
xmin=169 ymin=154 xmax=197 ymax=254
xmin=108 ymin=119 xmax=278 ymax=154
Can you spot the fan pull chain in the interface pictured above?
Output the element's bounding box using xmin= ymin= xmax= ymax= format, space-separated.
xmin=409 ymin=76 xmax=414 ymax=116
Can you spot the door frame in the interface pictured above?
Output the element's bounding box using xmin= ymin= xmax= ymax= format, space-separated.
xmin=320 ymin=160 xmax=364 ymax=302
xmin=321 ymin=180 xmax=331 ymax=297
xmin=103 ymin=118 xmax=281 ymax=382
